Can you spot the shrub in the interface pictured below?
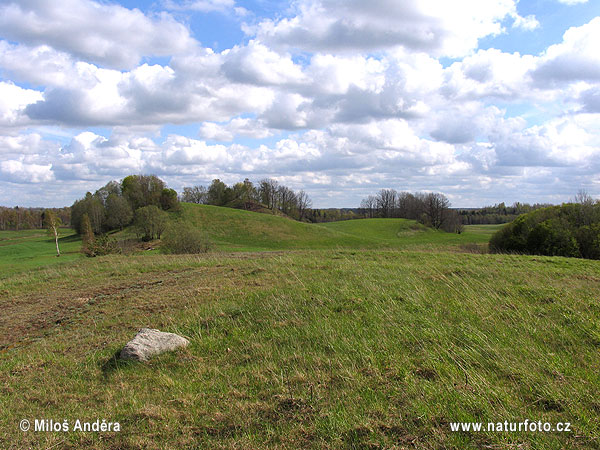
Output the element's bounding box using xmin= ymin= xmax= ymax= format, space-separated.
xmin=83 ymin=234 xmax=121 ymax=257
xmin=161 ymin=223 xmax=214 ymax=254
xmin=489 ymin=203 xmax=600 ymax=259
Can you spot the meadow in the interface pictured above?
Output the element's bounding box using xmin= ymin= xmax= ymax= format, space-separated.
xmin=0 ymin=205 xmax=598 ymax=449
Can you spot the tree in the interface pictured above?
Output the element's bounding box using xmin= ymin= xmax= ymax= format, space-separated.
xmin=277 ymin=185 xmax=297 ymax=216
xmin=574 ymin=189 xmax=594 ymax=206
xmin=44 ymin=209 xmax=62 ymax=257
xmin=71 ymin=192 xmax=105 ymax=234
xmin=360 ymin=195 xmax=377 ymax=218
xmin=181 ymin=186 xmax=208 ymax=204
xmin=81 ymin=213 xmax=95 ymax=256
xmin=376 ymin=189 xmax=397 ymax=218
xmin=105 ymin=194 xmax=133 ymax=230
xmin=258 ymin=179 xmax=279 ymax=210
xmin=296 ymin=190 xmax=312 ymax=221
xmin=160 ymin=188 xmax=179 ymax=211
xmin=422 ymin=193 xmax=451 ymax=229
xmin=134 ymin=205 xmax=168 ymax=241
xmin=207 ymin=179 xmax=229 ymax=206
xmin=122 ymin=175 xmax=166 ymax=210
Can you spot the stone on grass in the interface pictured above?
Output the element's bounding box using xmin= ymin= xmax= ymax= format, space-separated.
xmin=120 ymin=328 xmax=189 ymax=362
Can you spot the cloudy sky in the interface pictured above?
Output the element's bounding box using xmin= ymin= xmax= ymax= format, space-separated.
xmin=0 ymin=0 xmax=599 ymax=208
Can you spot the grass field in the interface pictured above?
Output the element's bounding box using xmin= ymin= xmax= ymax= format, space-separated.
xmin=0 ymin=205 xmax=598 ymax=449
xmin=0 ymin=228 xmax=82 ymax=278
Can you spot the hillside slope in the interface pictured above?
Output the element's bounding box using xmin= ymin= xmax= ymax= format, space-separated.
xmin=176 ymin=203 xmax=422 ymax=250
xmin=176 ymin=203 xmax=496 ymax=251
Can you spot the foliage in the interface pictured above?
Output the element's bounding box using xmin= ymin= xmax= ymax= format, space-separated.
xmin=161 ymin=223 xmax=214 ymax=254
xmin=104 ymin=194 xmax=133 ymax=230
xmin=82 ymin=233 xmax=121 ymax=257
xmin=133 ymin=205 xmax=168 ymax=241
xmin=0 ymin=206 xmax=70 ymax=231
xmin=71 ymin=192 xmax=105 ymax=234
xmin=81 ymin=213 xmax=95 ymax=256
xmin=489 ymin=203 xmax=600 ymax=259
xmin=71 ymin=174 xmax=178 ymax=238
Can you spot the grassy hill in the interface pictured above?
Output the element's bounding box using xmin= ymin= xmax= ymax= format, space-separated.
xmin=174 ymin=203 xmax=498 ymax=251
xmin=1 ymin=206 xmax=597 ymax=449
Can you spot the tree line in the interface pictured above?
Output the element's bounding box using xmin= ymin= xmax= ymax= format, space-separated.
xmin=360 ymin=190 xmax=463 ymax=232
xmin=0 ymin=206 xmax=70 ymax=231
xmin=181 ymin=178 xmax=312 ymax=221
xmin=490 ymin=196 xmax=600 ymax=259
xmin=457 ymin=202 xmax=552 ymax=225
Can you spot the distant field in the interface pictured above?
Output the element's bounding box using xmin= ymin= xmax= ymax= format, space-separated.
xmin=1 ymin=206 xmax=597 ymax=449
xmin=0 ymin=228 xmax=82 ymax=278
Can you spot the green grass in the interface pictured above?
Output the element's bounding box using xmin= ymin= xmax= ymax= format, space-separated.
xmin=171 ymin=203 xmax=499 ymax=251
xmin=0 ymin=228 xmax=82 ymax=278
xmin=1 ymin=206 xmax=597 ymax=449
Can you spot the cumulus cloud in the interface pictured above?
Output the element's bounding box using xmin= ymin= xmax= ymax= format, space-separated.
xmin=0 ymin=159 xmax=53 ymax=183
xmin=0 ymin=0 xmax=196 ymax=69
xmin=249 ymin=0 xmax=535 ymax=57
xmin=532 ymin=17 xmax=600 ymax=84
xmin=199 ymin=118 xmax=273 ymax=141
xmin=0 ymin=81 xmax=43 ymax=128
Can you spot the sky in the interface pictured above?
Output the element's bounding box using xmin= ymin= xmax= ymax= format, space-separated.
xmin=0 ymin=0 xmax=599 ymax=208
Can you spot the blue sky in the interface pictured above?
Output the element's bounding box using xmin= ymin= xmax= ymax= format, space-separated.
xmin=0 ymin=0 xmax=599 ymax=207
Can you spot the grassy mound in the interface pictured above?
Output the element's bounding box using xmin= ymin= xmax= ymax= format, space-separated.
xmin=175 ymin=203 xmax=496 ymax=251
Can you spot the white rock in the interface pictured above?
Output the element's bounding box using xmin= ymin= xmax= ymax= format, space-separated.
xmin=120 ymin=328 xmax=189 ymax=362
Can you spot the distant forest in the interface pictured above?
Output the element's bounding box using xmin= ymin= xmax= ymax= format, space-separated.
xmin=0 ymin=206 xmax=71 ymax=231
xmin=0 ymin=175 xmax=586 ymax=231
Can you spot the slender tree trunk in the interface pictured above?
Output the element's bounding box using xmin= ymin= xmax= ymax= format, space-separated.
xmin=53 ymin=226 xmax=60 ymax=257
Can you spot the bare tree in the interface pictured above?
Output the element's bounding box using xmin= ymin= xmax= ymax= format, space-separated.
xmin=376 ymin=189 xmax=397 ymax=218
xmin=296 ymin=190 xmax=312 ymax=221
xmin=181 ymin=186 xmax=208 ymax=204
xmin=258 ymin=179 xmax=279 ymax=210
xmin=574 ymin=189 xmax=594 ymax=206
xmin=360 ymin=195 xmax=377 ymax=218
xmin=422 ymin=193 xmax=451 ymax=229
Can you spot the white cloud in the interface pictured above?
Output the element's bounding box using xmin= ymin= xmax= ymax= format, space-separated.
xmin=0 ymin=159 xmax=53 ymax=183
xmin=199 ymin=118 xmax=273 ymax=141
xmin=250 ymin=0 xmax=532 ymax=58
xmin=532 ymin=17 xmax=600 ymax=84
xmin=221 ymin=41 xmax=307 ymax=86
xmin=0 ymin=0 xmax=196 ymax=69
xmin=0 ymin=82 xmax=43 ymax=128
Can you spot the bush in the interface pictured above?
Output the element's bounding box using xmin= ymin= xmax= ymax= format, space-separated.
xmin=489 ymin=203 xmax=600 ymax=259
xmin=161 ymin=223 xmax=214 ymax=254
xmin=83 ymin=234 xmax=121 ymax=257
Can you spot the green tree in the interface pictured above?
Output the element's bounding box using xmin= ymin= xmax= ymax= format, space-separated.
xmin=160 ymin=188 xmax=179 ymax=211
xmin=207 ymin=179 xmax=229 ymax=206
xmin=134 ymin=205 xmax=168 ymax=241
xmin=81 ymin=213 xmax=95 ymax=256
xmin=44 ymin=209 xmax=62 ymax=257
xmin=121 ymin=175 xmax=166 ymax=210
xmin=105 ymin=193 xmax=133 ymax=230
